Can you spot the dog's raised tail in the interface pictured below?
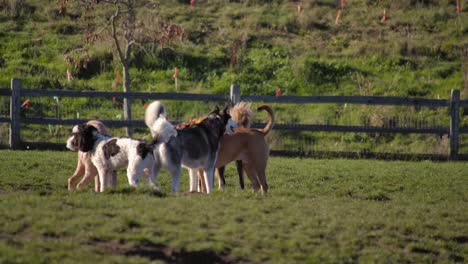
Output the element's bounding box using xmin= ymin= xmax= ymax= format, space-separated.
xmin=145 ymin=101 xmax=166 ymax=130
xmin=257 ymin=105 xmax=274 ymax=135
xmin=151 ymin=116 xmax=177 ymax=144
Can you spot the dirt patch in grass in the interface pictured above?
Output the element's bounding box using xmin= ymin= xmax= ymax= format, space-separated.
xmin=90 ymin=238 xmax=254 ymax=264
xmin=410 ymin=246 xmax=439 ymax=256
xmin=453 ymin=235 xmax=468 ymax=244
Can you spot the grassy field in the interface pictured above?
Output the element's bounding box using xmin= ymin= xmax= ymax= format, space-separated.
xmin=0 ymin=150 xmax=467 ymax=263
xmin=1 ymin=0 xmax=467 ymax=155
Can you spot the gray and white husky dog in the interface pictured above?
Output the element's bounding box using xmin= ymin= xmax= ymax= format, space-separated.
xmin=148 ymin=105 xmax=237 ymax=194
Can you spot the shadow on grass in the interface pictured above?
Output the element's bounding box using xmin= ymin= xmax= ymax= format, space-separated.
xmin=90 ymin=238 xmax=250 ymax=264
xmin=105 ymin=187 xmax=166 ymax=197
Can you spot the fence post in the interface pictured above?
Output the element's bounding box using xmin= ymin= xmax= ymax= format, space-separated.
xmin=10 ymin=79 xmax=21 ymax=150
xmin=450 ymin=89 xmax=460 ymax=160
xmin=230 ymin=84 xmax=240 ymax=106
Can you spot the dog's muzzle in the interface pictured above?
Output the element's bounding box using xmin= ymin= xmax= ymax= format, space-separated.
xmin=225 ymin=119 xmax=238 ymax=135
xmin=66 ymin=135 xmax=79 ymax=151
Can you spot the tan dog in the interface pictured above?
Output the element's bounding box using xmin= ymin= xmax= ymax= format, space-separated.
xmin=217 ymin=102 xmax=253 ymax=189
xmin=199 ymin=105 xmax=274 ymax=193
xmin=67 ymin=120 xmax=111 ymax=192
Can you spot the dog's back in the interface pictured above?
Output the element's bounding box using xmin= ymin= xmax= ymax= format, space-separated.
xmin=97 ymin=138 xmax=153 ymax=167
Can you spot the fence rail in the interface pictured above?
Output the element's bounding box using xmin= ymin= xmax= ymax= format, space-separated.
xmin=0 ymin=79 xmax=466 ymax=160
xmin=242 ymin=94 xmax=450 ymax=107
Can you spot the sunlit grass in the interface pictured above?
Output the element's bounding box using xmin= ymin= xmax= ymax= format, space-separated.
xmin=0 ymin=150 xmax=466 ymax=263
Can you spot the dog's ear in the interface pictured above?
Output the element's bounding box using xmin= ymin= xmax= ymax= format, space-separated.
xmin=222 ymin=104 xmax=229 ymax=115
xmin=227 ymin=100 xmax=234 ymax=108
xmin=71 ymin=125 xmax=80 ymax=134
xmin=210 ymin=105 xmax=220 ymax=115
xmin=79 ymin=124 xmax=98 ymax=152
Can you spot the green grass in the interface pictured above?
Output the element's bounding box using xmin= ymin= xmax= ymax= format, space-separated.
xmin=1 ymin=0 xmax=467 ymax=155
xmin=0 ymin=150 xmax=467 ymax=263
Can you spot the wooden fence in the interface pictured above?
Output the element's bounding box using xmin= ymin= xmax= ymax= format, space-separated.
xmin=0 ymin=78 xmax=467 ymax=160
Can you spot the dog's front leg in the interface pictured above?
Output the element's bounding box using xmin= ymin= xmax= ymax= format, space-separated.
xmin=142 ymin=168 xmax=150 ymax=183
xmin=111 ymin=170 xmax=117 ymax=188
xmin=94 ymin=175 xmax=100 ymax=193
xmin=76 ymin=160 xmax=98 ymax=191
xmin=68 ymin=153 xmax=85 ymax=190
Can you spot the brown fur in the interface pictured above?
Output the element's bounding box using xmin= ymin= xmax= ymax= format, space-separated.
xmin=198 ymin=102 xmax=253 ymax=192
xmin=199 ymin=105 xmax=274 ymax=193
xmin=175 ymin=117 xmax=205 ymax=129
xmin=230 ymin=101 xmax=253 ymax=128
xmin=216 ymin=102 xmax=253 ymax=190
xmin=67 ymin=120 xmax=111 ymax=192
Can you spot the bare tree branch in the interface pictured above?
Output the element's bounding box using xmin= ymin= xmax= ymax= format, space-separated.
xmin=110 ymin=5 xmax=126 ymax=66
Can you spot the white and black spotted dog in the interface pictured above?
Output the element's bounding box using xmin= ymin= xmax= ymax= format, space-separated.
xmin=148 ymin=105 xmax=238 ymax=194
xmin=69 ymin=102 xmax=168 ymax=192
xmin=71 ymin=124 xmax=159 ymax=192
xmin=66 ymin=120 xmax=111 ymax=192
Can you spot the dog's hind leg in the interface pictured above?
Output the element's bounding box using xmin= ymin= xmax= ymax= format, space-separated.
xmin=97 ymin=167 xmax=111 ymax=192
xmin=243 ymin=163 xmax=260 ymax=192
xmin=202 ymin=167 xmax=215 ymax=194
xmin=236 ymin=160 xmax=244 ymax=190
xmin=189 ymin=168 xmax=199 ymax=192
xmin=197 ymin=169 xmax=208 ymax=193
xmin=254 ymin=155 xmax=268 ymax=193
xmin=216 ymin=166 xmax=226 ymax=190
xmin=146 ymin=164 xmax=161 ymax=191
xmin=256 ymin=167 xmax=268 ymax=193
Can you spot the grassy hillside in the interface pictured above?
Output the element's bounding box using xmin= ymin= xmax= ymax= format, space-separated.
xmin=0 ymin=0 xmax=466 ymax=97
xmin=0 ymin=0 xmax=467 ymax=155
xmin=0 ymin=150 xmax=467 ymax=263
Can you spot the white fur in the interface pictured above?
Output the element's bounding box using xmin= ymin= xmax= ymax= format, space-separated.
xmin=151 ymin=116 xmax=177 ymax=143
xmin=150 ymin=116 xmax=234 ymax=195
xmin=67 ymin=121 xmax=108 ymax=192
xmin=91 ymin=136 xmax=159 ymax=192
xmin=145 ymin=101 xmax=166 ymax=138
xmin=66 ymin=125 xmax=80 ymax=151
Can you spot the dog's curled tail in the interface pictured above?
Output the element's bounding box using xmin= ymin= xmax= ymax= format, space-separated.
xmin=86 ymin=120 xmax=109 ymax=136
xmin=258 ymin=105 xmax=274 ymax=135
xmin=151 ymin=116 xmax=177 ymax=144
xmin=145 ymin=101 xmax=166 ymax=131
